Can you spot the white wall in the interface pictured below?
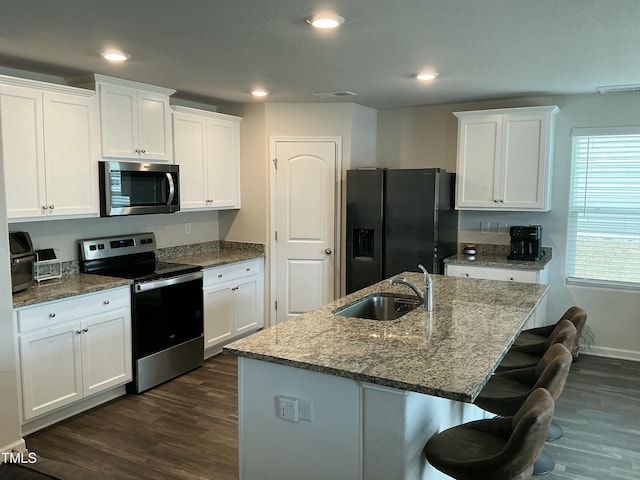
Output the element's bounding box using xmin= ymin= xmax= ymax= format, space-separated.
xmin=377 ymin=93 xmax=640 ymax=360
xmin=11 ymin=211 xmax=220 ymax=262
xmin=218 ymin=103 xmax=268 ymax=244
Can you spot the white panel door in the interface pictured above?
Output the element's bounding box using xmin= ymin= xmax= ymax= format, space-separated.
xmin=275 ymin=141 xmax=337 ymax=324
xmin=137 ymin=91 xmax=172 ymax=162
xmin=207 ymin=119 xmax=238 ymax=208
xmin=19 ymin=322 xmax=83 ymax=420
xmin=42 ymin=91 xmax=99 ymax=217
xmin=203 ymin=282 xmax=234 ymax=349
xmin=234 ymin=276 xmax=260 ymax=335
xmin=174 ymin=113 xmax=208 ymax=209
xmin=501 ymin=114 xmax=545 ymax=209
xmin=0 ymin=84 xmax=47 ymax=218
xmin=456 ymin=117 xmax=501 ymax=208
xmin=80 ymin=309 xmax=132 ymax=397
xmin=99 ymin=84 xmax=138 ymax=158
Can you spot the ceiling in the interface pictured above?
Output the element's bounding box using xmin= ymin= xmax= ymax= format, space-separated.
xmin=1 ymin=0 xmax=639 ymax=110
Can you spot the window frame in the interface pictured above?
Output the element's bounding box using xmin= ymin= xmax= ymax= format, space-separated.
xmin=566 ymin=126 xmax=640 ymax=290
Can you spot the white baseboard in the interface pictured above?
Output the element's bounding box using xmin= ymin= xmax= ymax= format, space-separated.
xmin=583 ymin=346 xmax=640 ymax=362
xmin=1 ymin=438 xmax=26 ymax=454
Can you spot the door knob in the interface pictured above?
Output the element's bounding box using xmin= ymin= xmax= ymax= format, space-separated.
xmin=325 ymin=248 xmax=332 ymax=255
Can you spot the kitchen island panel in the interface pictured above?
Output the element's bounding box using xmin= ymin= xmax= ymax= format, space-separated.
xmin=239 ymin=357 xmax=361 ymax=480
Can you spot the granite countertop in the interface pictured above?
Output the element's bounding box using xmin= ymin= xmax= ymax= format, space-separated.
xmin=13 ymin=241 xmax=265 ymax=308
xmin=444 ymin=244 xmax=552 ymax=271
xmin=167 ymin=243 xmax=264 ymax=269
xmin=224 ymin=273 xmax=548 ymax=403
xmin=12 ymin=274 xmax=132 ymax=309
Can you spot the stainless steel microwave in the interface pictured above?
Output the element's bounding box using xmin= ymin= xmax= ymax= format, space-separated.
xmin=99 ymin=161 xmax=180 ymax=216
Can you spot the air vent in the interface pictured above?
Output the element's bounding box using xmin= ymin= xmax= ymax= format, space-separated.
xmin=598 ymin=84 xmax=640 ymax=94
xmin=312 ymin=91 xmax=357 ymax=98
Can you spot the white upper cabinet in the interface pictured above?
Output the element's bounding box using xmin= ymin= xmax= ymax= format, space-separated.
xmin=70 ymin=74 xmax=175 ymax=162
xmin=172 ymin=106 xmax=241 ymax=210
xmin=0 ymin=76 xmax=100 ymax=220
xmin=454 ymin=105 xmax=559 ymax=211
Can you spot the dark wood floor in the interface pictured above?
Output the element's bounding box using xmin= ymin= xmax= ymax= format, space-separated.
xmin=25 ymin=354 xmax=640 ymax=479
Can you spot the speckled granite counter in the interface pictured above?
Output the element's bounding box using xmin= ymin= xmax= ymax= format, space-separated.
xmin=165 ymin=241 xmax=264 ymax=268
xmin=12 ymin=274 xmax=132 ymax=309
xmin=13 ymin=241 xmax=264 ymax=308
xmin=444 ymin=244 xmax=552 ymax=270
xmin=225 ymin=273 xmax=548 ymax=402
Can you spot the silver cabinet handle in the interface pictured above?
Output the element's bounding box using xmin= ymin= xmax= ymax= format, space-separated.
xmin=325 ymin=248 xmax=332 ymax=255
xmin=104 ymin=300 xmax=110 ymax=305
xmin=48 ymin=205 xmax=54 ymax=210
xmin=76 ymin=330 xmax=82 ymax=334
xmin=82 ymin=328 xmax=88 ymax=333
xmin=49 ymin=313 xmax=56 ymax=318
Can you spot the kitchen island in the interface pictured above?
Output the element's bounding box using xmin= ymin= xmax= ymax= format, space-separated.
xmin=224 ymin=273 xmax=548 ymax=480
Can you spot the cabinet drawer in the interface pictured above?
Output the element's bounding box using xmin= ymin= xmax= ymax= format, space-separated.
xmin=204 ymin=258 xmax=264 ymax=286
xmin=446 ymin=264 xmax=539 ymax=283
xmin=16 ymin=287 xmax=130 ymax=334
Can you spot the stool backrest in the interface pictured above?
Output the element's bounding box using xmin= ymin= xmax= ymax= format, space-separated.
xmin=533 ymin=343 xmax=572 ymax=399
xmin=545 ymin=319 xmax=577 ymax=351
xmin=503 ymin=388 xmax=555 ymax=476
xmin=560 ymin=306 xmax=588 ymax=347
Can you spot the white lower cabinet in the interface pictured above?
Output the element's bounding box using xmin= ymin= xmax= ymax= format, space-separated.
xmin=203 ymin=258 xmax=264 ymax=353
xmin=445 ymin=263 xmax=549 ymax=328
xmin=15 ymin=287 xmax=131 ymax=421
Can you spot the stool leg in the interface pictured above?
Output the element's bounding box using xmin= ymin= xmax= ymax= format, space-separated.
xmin=533 ymin=450 xmax=555 ymax=476
xmin=547 ymin=421 xmax=563 ymax=441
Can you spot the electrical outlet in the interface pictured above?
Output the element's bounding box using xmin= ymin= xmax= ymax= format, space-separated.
xmin=278 ymin=397 xmax=299 ymax=422
xmin=298 ymin=399 xmax=313 ymax=421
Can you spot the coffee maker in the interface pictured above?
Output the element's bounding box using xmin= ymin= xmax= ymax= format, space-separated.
xmin=508 ymin=225 xmax=542 ymax=261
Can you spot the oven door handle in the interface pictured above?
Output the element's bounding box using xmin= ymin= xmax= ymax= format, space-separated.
xmin=134 ymin=271 xmax=202 ymax=293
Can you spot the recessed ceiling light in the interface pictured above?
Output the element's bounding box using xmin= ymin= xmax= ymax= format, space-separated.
xmin=415 ymin=72 xmax=439 ymax=81
xmin=101 ymin=50 xmax=130 ymax=62
xmin=306 ymin=14 xmax=345 ymax=29
xmin=251 ymin=88 xmax=269 ymax=98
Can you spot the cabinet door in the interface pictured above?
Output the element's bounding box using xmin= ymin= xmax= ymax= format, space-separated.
xmin=203 ymin=282 xmax=234 ymax=349
xmin=455 ymin=116 xmax=502 ymax=209
xmin=173 ymin=113 xmax=208 ymax=209
xmin=99 ymin=84 xmax=138 ymax=159
xmin=0 ymin=85 xmax=47 ymax=219
xmin=137 ymin=91 xmax=172 ymax=162
xmin=501 ymin=114 xmax=548 ymax=210
xmin=80 ymin=308 xmax=132 ymax=397
xmin=234 ymin=275 xmax=264 ymax=335
xmin=42 ymin=91 xmax=99 ymax=217
xmin=19 ymin=322 xmax=83 ymax=420
xmin=206 ymin=117 xmax=241 ymax=208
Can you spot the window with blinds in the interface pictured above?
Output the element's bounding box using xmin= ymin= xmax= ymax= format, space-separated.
xmin=567 ymin=127 xmax=640 ymax=288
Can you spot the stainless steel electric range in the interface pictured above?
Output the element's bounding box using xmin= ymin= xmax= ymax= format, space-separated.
xmin=79 ymin=232 xmax=203 ymax=393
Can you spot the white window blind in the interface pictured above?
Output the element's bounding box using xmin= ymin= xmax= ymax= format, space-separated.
xmin=567 ymin=128 xmax=640 ymax=288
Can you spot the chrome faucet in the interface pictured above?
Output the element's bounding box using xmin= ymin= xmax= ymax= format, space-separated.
xmin=390 ymin=264 xmax=433 ymax=311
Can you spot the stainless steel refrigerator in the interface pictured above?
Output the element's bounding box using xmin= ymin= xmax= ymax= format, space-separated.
xmin=346 ymin=168 xmax=458 ymax=294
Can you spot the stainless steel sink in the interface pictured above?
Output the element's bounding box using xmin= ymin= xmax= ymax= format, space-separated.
xmin=333 ymin=293 xmax=422 ymax=320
